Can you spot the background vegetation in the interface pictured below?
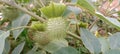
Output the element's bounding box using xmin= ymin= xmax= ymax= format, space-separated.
xmin=0 ymin=0 xmax=120 ymax=54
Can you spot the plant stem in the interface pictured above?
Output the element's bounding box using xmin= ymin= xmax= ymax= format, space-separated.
xmin=65 ymin=3 xmax=75 ymax=6
xmin=88 ymin=18 xmax=99 ymax=30
xmin=39 ymin=0 xmax=45 ymax=7
xmin=66 ymin=31 xmax=81 ymax=41
xmin=0 ymin=0 xmax=46 ymax=23
xmin=9 ymin=26 xmax=30 ymax=31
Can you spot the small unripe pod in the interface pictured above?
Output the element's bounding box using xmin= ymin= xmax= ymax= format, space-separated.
xmin=79 ymin=22 xmax=88 ymax=28
xmin=30 ymin=21 xmax=46 ymax=31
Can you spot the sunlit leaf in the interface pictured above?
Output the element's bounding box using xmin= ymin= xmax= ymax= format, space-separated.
xmin=53 ymin=46 xmax=78 ymax=54
xmin=76 ymin=0 xmax=95 ymax=14
xmin=12 ymin=42 xmax=25 ymax=54
xmin=80 ymin=28 xmax=101 ymax=54
xmin=12 ymin=14 xmax=31 ymax=39
xmin=0 ymin=31 xmax=10 ymax=54
xmin=108 ymin=32 xmax=120 ymax=49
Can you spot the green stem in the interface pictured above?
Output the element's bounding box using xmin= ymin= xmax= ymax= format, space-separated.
xmin=9 ymin=26 xmax=30 ymax=31
xmin=88 ymin=18 xmax=99 ymax=30
xmin=66 ymin=31 xmax=81 ymax=41
xmin=39 ymin=0 xmax=45 ymax=7
xmin=0 ymin=0 xmax=46 ymax=23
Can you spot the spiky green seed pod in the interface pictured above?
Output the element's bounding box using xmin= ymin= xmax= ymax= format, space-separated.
xmin=31 ymin=2 xmax=68 ymax=48
xmin=1 ymin=7 xmax=19 ymax=21
xmin=33 ymin=31 xmax=51 ymax=46
xmin=46 ymin=17 xmax=67 ymax=40
xmin=32 ymin=17 xmax=68 ymax=47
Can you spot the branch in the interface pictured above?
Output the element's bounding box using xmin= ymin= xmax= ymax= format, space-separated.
xmin=65 ymin=3 xmax=76 ymax=6
xmin=9 ymin=26 xmax=30 ymax=31
xmin=0 ymin=0 xmax=46 ymax=23
xmin=39 ymin=0 xmax=45 ymax=7
xmin=66 ymin=31 xmax=81 ymax=41
xmin=88 ymin=18 xmax=99 ymax=30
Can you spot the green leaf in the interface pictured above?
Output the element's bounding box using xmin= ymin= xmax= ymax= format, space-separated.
xmin=98 ymin=37 xmax=110 ymax=53
xmin=0 ymin=31 xmax=10 ymax=54
xmin=12 ymin=42 xmax=25 ymax=54
xmin=26 ymin=46 xmax=45 ymax=54
xmin=26 ymin=46 xmax=39 ymax=54
xmin=12 ymin=14 xmax=31 ymax=39
xmin=80 ymin=28 xmax=101 ymax=54
xmin=103 ymin=49 xmax=120 ymax=54
xmin=62 ymin=8 xmax=71 ymax=17
xmin=43 ymin=39 xmax=68 ymax=53
xmin=95 ymin=12 xmax=120 ymax=30
xmin=40 ymin=2 xmax=66 ymax=18
xmin=78 ymin=46 xmax=89 ymax=54
xmin=76 ymin=0 xmax=95 ymax=14
xmin=108 ymin=32 xmax=120 ymax=49
xmin=2 ymin=39 xmax=10 ymax=54
xmin=67 ymin=6 xmax=81 ymax=14
xmin=53 ymin=46 xmax=78 ymax=54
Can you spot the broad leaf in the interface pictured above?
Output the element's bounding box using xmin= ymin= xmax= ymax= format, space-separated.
xmin=53 ymin=46 xmax=78 ymax=54
xmin=95 ymin=12 xmax=120 ymax=30
xmin=26 ymin=46 xmax=38 ymax=54
xmin=12 ymin=42 xmax=25 ymax=54
xmin=0 ymin=31 xmax=10 ymax=54
xmin=67 ymin=6 xmax=81 ymax=14
xmin=98 ymin=37 xmax=110 ymax=53
xmin=80 ymin=28 xmax=101 ymax=54
xmin=43 ymin=39 xmax=68 ymax=53
xmin=108 ymin=32 xmax=120 ymax=49
xmin=62 ymin=8 xmax=71 ymax=17
xmin=2 ymin=39 xmax=10 ymax=54
xmin=12 ymin=14 xmax=31 ymax=39
xmin=76 ymin=0 xmax=95 ymax=14
xmin=103 ymin=49 xmax=120 ymax=54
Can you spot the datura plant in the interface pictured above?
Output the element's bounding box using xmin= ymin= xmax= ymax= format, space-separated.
xmin=30 ymin=2 xmax=68 ymax=53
